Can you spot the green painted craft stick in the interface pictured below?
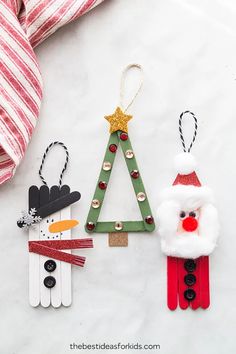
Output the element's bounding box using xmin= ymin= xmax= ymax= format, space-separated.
xmin=118 ymin=131 xmax=154 ymax=232
xmin=95 ymin=221 xmax=146 ymax=233
xmin=85 ymin=133 xmax=119 ymax=227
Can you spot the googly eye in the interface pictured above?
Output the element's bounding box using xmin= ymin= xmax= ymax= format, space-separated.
xmin=189 ymin=210 xmax=199 ymax=218
xmin=180 ymin=211 xmax=186 ymax=219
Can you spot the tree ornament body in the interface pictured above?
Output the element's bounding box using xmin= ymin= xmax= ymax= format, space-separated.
xmin=85 ymin=65 xmax=155 ymax=246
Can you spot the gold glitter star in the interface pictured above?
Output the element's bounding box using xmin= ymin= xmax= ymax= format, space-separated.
xmin=105 ymin=107 xmax=132 ymax=133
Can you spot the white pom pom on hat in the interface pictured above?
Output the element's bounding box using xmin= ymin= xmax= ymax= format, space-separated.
xmin=174 ymin=152 xmax=197 ymax=175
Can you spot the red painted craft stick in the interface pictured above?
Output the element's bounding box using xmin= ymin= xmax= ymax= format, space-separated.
xmin=191 ymin=258 xmax=201 ymax=310
xmin=167 ymin=257 xmax=178 ymax=310
xmin=28 ymin=239 xmax=93 ymax=250
xmin=28 ymin=242 xmax=86 ymax=266
xmin=178 ymin=258 xmax=189 ymax=309
xmin=200 ymin=256 xmax=210 ymax=309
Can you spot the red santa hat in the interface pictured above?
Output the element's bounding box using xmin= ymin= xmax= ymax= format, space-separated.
xmin=159 ymin=153 xmax=214 ymax=210
xmin=173 ymin=152 xmax=201 ymax=187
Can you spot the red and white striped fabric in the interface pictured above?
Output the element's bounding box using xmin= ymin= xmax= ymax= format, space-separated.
xmin=0 ymin=0 xmax=104 ymax=185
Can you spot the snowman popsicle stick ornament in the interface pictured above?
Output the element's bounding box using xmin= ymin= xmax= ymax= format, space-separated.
xmin=17 ymin=142 xmax=93 ymax=308
xmin=157 ymin=111 xmax=219 ymax=310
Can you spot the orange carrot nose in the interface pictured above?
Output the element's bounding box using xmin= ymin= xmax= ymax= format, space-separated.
xmin=49 ymin=220 xmax=79 ymax=233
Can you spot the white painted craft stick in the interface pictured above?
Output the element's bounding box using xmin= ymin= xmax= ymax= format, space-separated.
xmin=29 ymin=224 xmax=40 ymax=307
xmin=39 ymin=218 xmax=51 ymax=308
xmin=50 ymin=210 xmax=62 ymax=308
xmin=60 ymin=206 xmax=72 ymax=307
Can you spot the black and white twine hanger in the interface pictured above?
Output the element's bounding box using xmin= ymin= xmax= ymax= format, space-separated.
xmin=39 ymin=141 xmax=69 ymax=188
xmin=179 ymin=111 xmax=198 ymax=153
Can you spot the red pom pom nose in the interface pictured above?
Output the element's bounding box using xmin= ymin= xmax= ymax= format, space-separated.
xmin=182 ymin=217 xmax=198 ymax=232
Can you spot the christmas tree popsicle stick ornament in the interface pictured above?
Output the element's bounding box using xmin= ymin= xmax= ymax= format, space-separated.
xmin=85 ymin=64 xmax=155 ymax=246
xmin=17 ymin=142 xmax=93 ymax=308
xmin=157 ymin=111 xmax=219 ymax=310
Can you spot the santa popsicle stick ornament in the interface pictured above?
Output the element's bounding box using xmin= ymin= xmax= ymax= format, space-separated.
xmin=157 ymin=111 xmax=219 ymax=310
xmin=17 ymin=142 xmax=93 ymax=308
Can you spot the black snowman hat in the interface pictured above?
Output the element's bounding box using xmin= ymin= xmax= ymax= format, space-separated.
xmin=17 ymin=185 xmax=81 ymax=228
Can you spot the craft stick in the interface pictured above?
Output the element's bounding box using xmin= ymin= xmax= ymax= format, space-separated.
xmin=39 ymin=185 xmax=51 ymax=307
xmin=167 ymin=257 xmax=178 ymax=310
xmin=190 ymin=258 xmax=201 ymax=310
xmin=94 ymin=221 xmax=146 ymax=233
xmin=28 ymin=186 xmax=40 ymax=307
xmin=49 ymin=186 xmax=62 ymax=308
xmin=61 ymin=204 xmax=72 ymax=305
xmin=85 ymin=133 xmax=119 ymax=232
xmin=60 ymin=186 xmax=72 ymax=306
xmin=178 ymin=258 xmax=189 ymax=309
xmin=200 ymin=256 xmax=210 ymax=309
xmin=38 ymin=191 xmax=81 ymax=219
xmin=119 ymin=131 xmax=155 ymax=232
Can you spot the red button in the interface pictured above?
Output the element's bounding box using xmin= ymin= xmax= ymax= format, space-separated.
xmin=131 ymin=170 xmax=139 ymax=179
xmin=145 ymin=215 xmax=154 ymax=224
xmin=98 ymin=181 xmax=107 ymax=190
xmin=120 ymin=132 xmax=128 ymax=141
xmin=86 ymin=222 xmax=95 ymax=231
xmin=109 ymin=144 xmax=117 ymax=153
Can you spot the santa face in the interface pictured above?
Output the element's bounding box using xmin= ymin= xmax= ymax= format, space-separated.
xmin=157 ymin=185 xmax=219 ymax=259
xmin=177 ymin=209 xmax=200 ymax=233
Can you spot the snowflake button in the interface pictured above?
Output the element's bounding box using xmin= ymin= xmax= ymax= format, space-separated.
xmin=17 ymin=208 xmax=42 ymax=229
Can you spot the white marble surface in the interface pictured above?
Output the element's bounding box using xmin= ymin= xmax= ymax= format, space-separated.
xmin=1 ymin=0 xmax=236 ymax=353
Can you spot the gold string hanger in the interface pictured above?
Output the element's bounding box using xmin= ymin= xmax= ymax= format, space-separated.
xmin=105 ymin=64 xmax=144 ymax=134
xmin=119 ymin=63 xmax=144 ymax=112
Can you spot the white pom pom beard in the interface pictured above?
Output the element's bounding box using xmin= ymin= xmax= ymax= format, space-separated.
xmin=157 ymin=187 xmax=219 ymax=259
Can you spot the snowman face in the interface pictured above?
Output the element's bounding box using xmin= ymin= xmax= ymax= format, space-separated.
xmin=39 ymin=217 xmax=62 ymax=240
xmin=177 ymin=209 xmax=200 ymax=234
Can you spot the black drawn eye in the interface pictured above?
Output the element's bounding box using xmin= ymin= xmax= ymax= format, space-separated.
xmin=180 ymin=211 xmax=186 ymax=219
xmin=51 ymin=219 xmax=54 ymax=222
xmin=46 ymin=219 xmax=49 ymax=223
xmin=189 ymin=210 xmax=199 ymax=218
